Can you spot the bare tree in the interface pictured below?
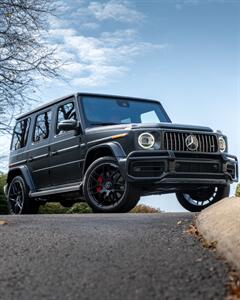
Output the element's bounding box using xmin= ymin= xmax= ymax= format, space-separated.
xmin=0 ymin=0 xmax=60 ymax=134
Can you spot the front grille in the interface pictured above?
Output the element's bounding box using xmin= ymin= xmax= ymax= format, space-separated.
xmin=164 ymin=131 xmax=218 ymax=153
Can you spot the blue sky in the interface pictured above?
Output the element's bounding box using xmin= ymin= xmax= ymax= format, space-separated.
xmin=1 ymin=0 xmax=239 ymax=211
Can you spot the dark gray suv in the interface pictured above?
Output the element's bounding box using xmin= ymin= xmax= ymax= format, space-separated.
xmin=4 ymin=93 xmax=238 ymax=214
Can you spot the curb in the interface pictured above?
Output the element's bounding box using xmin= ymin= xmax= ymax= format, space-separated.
xmin=196 ymin=197 xmax=240 ymax=271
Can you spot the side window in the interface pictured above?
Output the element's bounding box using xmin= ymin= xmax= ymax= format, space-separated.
xmin=11 ymin=118 xmax=30 ymax=150
xmin=56 ymin=102 xmax=76 ymax=134
xmin=33 ymin=111 xmax=52 ymax=143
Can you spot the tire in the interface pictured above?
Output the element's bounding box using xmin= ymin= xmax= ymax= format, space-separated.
xmin=7 ymin=176 xmax=39 ymax=215
xmin=176 ymin=185 xmax=230 ymax=212
xmin=83 ymin=156 xmax=140 ymax=213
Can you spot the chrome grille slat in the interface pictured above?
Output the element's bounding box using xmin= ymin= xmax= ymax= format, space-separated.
xmin=164 ymin=131 xmax=218 ymax=153
xmin=166 ymin=132 xmax=169 ymax=149
xmin=211 ymin=135 xmax=215 ymax=152
xmin=174 ymin=133 xmax=177 ymax=151
xmin=181 ymin=133 xmax=185 ymax=151
xmin=204 ymin=135 xmax=209 ymax=152
xmin=199 ymin=134 xmax=203 ymax=152
xmin=197 ymin=134 xmax=201 ymax=152
xmin=177 ymin=133 xmax=181 ymax=152
xmin=202 ymin=134 xmax=205 ymax=152
xmin=208 ymin=135 xmax=212 ymax=152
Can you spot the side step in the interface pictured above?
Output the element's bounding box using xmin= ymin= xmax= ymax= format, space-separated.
xmin=29 ymin=184 xmax=82 ymax=198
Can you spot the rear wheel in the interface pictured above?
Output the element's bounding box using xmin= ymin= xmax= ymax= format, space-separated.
xmin=7 ymin=176 xmax=39 ymax=215
xmin=83 ymin=157 xmax=140 ymax=213
xmin=176 ymin=185 xmax=230 ymax=212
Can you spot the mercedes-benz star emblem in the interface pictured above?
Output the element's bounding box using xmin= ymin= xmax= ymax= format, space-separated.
xmin=185 ymin=135 xmax=199 ymax=151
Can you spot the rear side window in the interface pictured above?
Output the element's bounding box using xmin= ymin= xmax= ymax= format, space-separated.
xmin=11 ymin=118 xmax=30 ymax=150
xmin=33 ymin=111 xmax=52 ymax=143
xmin=56 ymin=102 xmax=76 ymax=134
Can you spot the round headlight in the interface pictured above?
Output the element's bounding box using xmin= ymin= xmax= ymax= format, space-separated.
xmin=218 ymin=136 xmax=226 ymax=153
xmin=138 ymin=132 xmax=155 ymax=149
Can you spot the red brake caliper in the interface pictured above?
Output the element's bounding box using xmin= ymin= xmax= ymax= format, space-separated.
xmin=96 ymin=176 xmax=103 ymax=193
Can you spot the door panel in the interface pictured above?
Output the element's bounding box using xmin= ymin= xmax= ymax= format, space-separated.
xmin=49 ymin=99 xmax=83 ymax=186
xmin=27 ymin=145 xmax=50 ymax=189
xmin=27 ymin=110 xmax=52 ymax=190
xmin=49 ymin=136 xmax=83 ymax=186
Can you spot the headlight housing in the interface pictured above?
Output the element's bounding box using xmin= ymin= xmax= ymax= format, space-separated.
xmin=218 ymin=136 xmax=227 ymax=153
xmin=138 ymin=132 xmax=155 ymax=149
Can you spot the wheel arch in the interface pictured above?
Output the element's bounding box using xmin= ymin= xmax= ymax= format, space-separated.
xmin=83 ymin=142 xmax=126 ymax=176
xmin=6 ymin=166 xmax=36 ymax=194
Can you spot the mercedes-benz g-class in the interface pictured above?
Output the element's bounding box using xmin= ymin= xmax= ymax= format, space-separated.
xmin=4 ymin=93 xmax=238 ymax=214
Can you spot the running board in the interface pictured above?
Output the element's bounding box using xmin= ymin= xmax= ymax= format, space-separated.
xmin=29 ymin=184 xmax=82 ymax=198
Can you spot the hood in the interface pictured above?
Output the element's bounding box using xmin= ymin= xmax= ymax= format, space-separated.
xmin=130 ymin=123 xmax=213 ymax=132
xmin=85 ymin=122 xmax=213 ymax=133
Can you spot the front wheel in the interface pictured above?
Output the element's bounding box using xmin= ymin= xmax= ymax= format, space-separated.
xmin=176 ymin=185 xmax=230 ymax=212
xmin=7 ymin=176 xmax=39 ymax=215
xmin=83 ymin=157 xmax=140 ymax=213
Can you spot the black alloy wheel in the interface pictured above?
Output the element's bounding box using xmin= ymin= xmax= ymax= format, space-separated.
xmin=7 ymin=176 xmax=39 ymax=215
xmin=176 ymin=185 xmax=230 ymax=212
xmin=83 ymin=157 xmax=140 ymax=213
xmin=8 ymin=178 xmax=25 ymax=214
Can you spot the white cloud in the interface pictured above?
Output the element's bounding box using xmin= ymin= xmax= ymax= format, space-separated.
xmin=81 ymin=22 xmax=100 ymax=30
xmin=41 ymin=0 xmax=168 ymax=87
xmin=53 ymin=0 xmax=143 ymax=28
xmin=48 ymin=27 xmax=167 ymax=87
xmin=175 ymin=0 xmax=200 ymax=10
xmin=88 ymin=0 xmax=144 ymax=23
xmin=71 ymin=65 xmax=128 ymax=87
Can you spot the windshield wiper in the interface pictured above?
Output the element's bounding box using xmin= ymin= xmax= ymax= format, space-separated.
xmin=89 ymin=122 xmax=119 ymax=126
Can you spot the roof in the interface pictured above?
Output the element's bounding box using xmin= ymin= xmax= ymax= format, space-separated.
xmin=17 ymin=93 xmax=76 ymax=120
xmin=17 ymin=92 xmax=161 ymax=120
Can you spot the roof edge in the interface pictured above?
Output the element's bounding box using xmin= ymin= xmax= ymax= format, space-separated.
xmin=16 ymin=93 xmax=77 ymax=120
xmin=16 ymin=92 xmax=161 ymax=120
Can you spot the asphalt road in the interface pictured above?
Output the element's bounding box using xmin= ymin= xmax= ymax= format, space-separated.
xmin=0 ymin=213 xmax=228 ymax=300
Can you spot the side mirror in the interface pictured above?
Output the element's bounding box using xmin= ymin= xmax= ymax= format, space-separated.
xmin=58 ymin=119 xmax=79 ymax=132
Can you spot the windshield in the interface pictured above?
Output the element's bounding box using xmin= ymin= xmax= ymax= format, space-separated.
xmin=81 ymin=96 xmax=170 ymax=127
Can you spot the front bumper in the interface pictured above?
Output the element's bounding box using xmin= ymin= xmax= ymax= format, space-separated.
xmin=119 ymin=151 xmax=238 ymax=186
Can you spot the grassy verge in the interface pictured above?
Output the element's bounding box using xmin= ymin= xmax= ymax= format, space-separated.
xmin=39 ymin=202 xmax=161 ymax=214
xmin=0 ymin=174 xmax=8 ymax=214
xmin=236 ymin=184 xmax=240 ymax=197
xmin=38 ymin=203 xmax=92 ymax=214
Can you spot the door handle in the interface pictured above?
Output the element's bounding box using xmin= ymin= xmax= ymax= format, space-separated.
xmin=28 ymin=157 xmax=33 ymax=162
xmin=51 ymin=151 xmax=58 ymax=156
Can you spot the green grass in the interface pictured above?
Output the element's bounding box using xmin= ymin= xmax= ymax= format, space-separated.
xmin=0 ymin=174 xmax=8 ymax=214
xmin=39 ymin=202 xmax=161 ymax=214
xmin=38 ymin=203 xmax=69 ymax=214
xmin=131 ymin=204 xmax=161 ymax=213
xmin=38 ymin=202 xmax=92 ymax=214
xmin=236 ymin=184 xmax=240 ymax=197
xmin=67 ymin=203 xmax=93 ymax=214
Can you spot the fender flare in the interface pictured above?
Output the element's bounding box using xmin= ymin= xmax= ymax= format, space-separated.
xmin=82 ymin=142 xmax=126 ymax=176
xmin=6 ymin=165 xmax=36 ymax=193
